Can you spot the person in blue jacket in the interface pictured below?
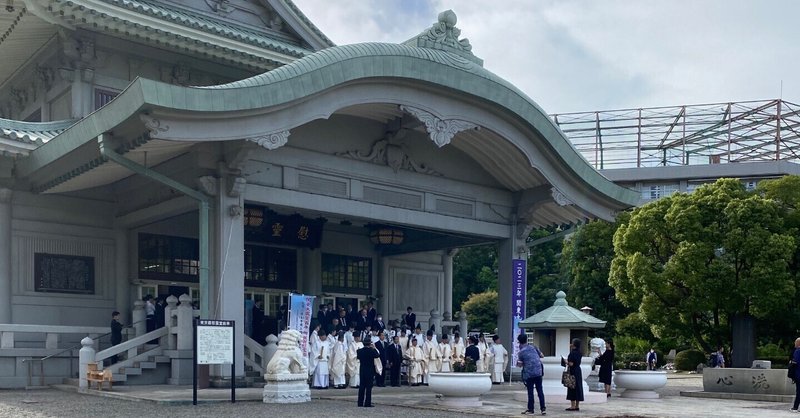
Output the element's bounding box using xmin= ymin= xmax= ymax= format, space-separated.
xmin=791 ymin=338 xmax=800 ymax=413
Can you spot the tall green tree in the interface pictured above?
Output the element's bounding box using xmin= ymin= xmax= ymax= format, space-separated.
xmin=610 ymin=178 xmax=795 ymax=352
xmin=453 ymin=244 xmax=497 ymax=312
xmin=562 ymin=217 xmax=632 ymax=335
xmin=526 ymin=229 xmax=565 ymax=314
xmin=461 ymin=290 xmax=498 ymax=332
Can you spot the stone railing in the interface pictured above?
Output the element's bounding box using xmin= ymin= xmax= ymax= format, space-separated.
xmin=0 ymin=324 xmax=109 ymax=350
xmin=243 ymin=334 xmax=279 ymax=374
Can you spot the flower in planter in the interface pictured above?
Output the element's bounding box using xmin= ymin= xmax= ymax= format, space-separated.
xmin=628 ymin=361 xmax=649 ymax=371
xmin=453 ymin=357 xmax=478 ymax=373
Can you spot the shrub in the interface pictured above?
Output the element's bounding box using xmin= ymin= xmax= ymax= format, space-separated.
xmin=453 ymin=357 xmax=477 ymax=373
xmin=757 ymin=343 xmax=788 ymax=358
xmin=614 ymin=336 xmax=651 ymax=355
xmin=674 ymin=349 xmax=705 ymax=371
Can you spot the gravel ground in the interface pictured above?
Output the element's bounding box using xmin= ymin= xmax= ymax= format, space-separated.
xmin=0 ymin=389 xmax=498 ymax=418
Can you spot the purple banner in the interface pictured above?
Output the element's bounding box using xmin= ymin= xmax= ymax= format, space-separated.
xmin=511 ymin=259 xmax=526 ymax=367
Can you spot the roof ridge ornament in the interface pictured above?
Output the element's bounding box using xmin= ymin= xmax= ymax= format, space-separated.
xmin=403 ymin=10 xmax=483 ymax=67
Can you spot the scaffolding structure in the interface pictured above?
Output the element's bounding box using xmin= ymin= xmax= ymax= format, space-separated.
xmin=551 ymin=99 xmax=800 ymax=170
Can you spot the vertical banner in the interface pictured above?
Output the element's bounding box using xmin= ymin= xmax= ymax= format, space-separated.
xmin=288 ymin=293 xmax=316 ymax=358
xmin=511 ymin=259 xmax=526 ymax=367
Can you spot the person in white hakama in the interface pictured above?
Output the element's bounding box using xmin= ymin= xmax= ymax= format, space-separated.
xmin=422 ymin=330 xmax=441 ymax=384
xmin=310 ymin=330 xmax=332 ymax=388
xmin=439 ymin=334 xmax=453 ymax=372
xmin=451 ymin=332 xmax=466 ymax=365
xmin=404 ymin=338 xmax=425 ymax=386
xmin=490 ymin=335 xmax=508 ymax=383
xmin=476 ymin=334 xmax=488 ymax=372
xmin=330 ymin=333 xmax=347 ymax=388
xmin=347 ymin=333 xmax=364 ymax=387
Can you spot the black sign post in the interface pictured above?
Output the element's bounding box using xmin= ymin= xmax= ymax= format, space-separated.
xmin=193 ymin=319 xmax=236 ymax=405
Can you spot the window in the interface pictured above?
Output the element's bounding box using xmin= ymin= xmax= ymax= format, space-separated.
xmin=138 ymin=233 xmax=198 ymax=282
xmin=244 ymin=245 xmax=297 ymax=289
xmin=94 ymin=88 xmax=118 ymax=110
xmin=322 ymin=253 xmax=371 ymax=293
xmin=641 ymin=184 xmax=679 ymax=200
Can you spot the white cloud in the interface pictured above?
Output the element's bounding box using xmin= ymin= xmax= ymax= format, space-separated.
xmin=293 ymin=0 xmax=800 ymax=113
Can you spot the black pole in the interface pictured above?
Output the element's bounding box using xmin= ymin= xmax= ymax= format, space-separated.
xmin=193 ymin=318 xmax=198 ymax=405
xmin=231 ymin=320 xmax=236 ymax=403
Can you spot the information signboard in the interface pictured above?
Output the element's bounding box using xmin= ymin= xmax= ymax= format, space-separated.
xmin=193 ymin=319 xmax=235 ymax=405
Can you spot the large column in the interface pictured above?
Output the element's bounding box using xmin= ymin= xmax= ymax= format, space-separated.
xmin=215 ymin=176 xmax=245 ymax=377
xmin=443 ymin=249 xmax=456 ymax=315
xmin=379 ymin=256 xmax=390 ymax=319
xmin=497 ymin=229 xmax=525 ymax=370
xmin=114 ymin=228 xmax=130 ymax=325
xmin=0 ymin=188 xmax=11 ymax=323
xmin=301 ymin=248 xmax=322 ymax=297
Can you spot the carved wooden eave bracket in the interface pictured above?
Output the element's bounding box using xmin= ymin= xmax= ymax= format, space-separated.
xmin=551 ymin=187 xmax=574 ymax=206
xmin=399 ymin=105 xmax=478 ymax=148
xmin=246 ymin=130 xmax=290 ymax=150
xmin=139 ymin=114 xmax=169 ymax=138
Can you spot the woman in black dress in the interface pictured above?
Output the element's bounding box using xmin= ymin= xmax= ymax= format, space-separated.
xmin=597 ymin=341 xmax=615 ymax=397
xmin=561 ymin=338 xmax=584 ymax=411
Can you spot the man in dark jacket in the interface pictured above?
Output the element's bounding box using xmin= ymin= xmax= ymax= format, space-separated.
xmin=387 ymin=334 xmax=403 ymax=387
xmin=404 ymin=306 xmax=416 ymax=329
xmin=109 ymin=311 xmax=123 ymax=365
xmin=465 ymin=335 xmax=480 ymax=364
xmin=374 ymin=331 xmax=388 ymax=387
xmin=357 ymin=339 xmax=380 ymax=407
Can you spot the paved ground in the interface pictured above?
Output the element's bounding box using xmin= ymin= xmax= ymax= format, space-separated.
xmin=0 ymin=374 xmax=795 ymax=417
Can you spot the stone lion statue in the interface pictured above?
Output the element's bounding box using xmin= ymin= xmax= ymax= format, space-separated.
xmin=266 ymin=329 xmax=308 ymax=377
xmin=590 ymin=337 xmax=606 ymax=361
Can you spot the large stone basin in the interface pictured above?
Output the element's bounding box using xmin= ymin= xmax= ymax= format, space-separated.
xmin=428 ymin=372 xmax=492 ymax=407
xmin=614 ymin=370 xmax=668 ymax=398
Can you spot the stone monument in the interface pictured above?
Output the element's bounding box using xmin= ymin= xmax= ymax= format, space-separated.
xmin=262 ymin=329 xmax=310 ymax=403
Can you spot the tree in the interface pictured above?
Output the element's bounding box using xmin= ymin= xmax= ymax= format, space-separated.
xmin=453 ymin=244 xmax=497 ymax=312
xmin=526 ymin=228 xmax=565 ymax=315
xmin=561 ymin=217 xmax=632 ymax=334
xmin=610 ymin=178 xmax=796 ymax=354
xmin=461 ymin=290 xmax=498 ymax=332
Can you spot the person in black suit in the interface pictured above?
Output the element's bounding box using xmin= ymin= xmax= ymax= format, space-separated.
xmin=366 ymin=302 xmax=377 ymax=327
xmin=374 ymin=330 xmax=388 ymax=387
xmin=325 ymin=303 xmax=337 ymax=327
xmin=405 ymin=306 xmax=416 ymax=329
xmin=357 ymin=308 xmax=370 ymax=331
xmin=337 ymin=309 xmax=349 ymax=332
xmin=357 ymin=339 xmax=380 ymax=407
xmin=374 ymin=314 xmax=386 ymax=332
xmin=465 ymin=335 xmax=480 ymax=364
xmin=387 ymin=334 xmax=403 ymax=387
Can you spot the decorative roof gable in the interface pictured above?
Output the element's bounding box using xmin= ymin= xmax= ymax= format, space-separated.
xmin=403 ymin=10 xmax=482 ymax=67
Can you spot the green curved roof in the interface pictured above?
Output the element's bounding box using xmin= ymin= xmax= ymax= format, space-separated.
xmin=17 ymin=40 xmax=639 ymax=208
xmin=0 ymin=118 xmax=78 ymax=145
xmin=519 ymin=291 xmax=607 ymax=329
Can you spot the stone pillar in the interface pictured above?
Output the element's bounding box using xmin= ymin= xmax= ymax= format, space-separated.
xmin=497 ymin=234 xmax=524 ymax=370
xmin=458 ymin=311 xmax=468 ymax=334
xmin=379 ymin=256 xmax=390 ymax=318
xmin=214 ymin=177 xmax=245 ymax=377
xmin=443 ymin=249 xmax=456 ymax=316
xmin=165 ymin=295 xmax=178 ymax=350
xmin=114 ymin=228 xmax=130 ymax=325
xmin=169 ymin=294 xmax=194 ymax=385
xmin=263 ymin=334 xmax=279 ymax=370
xmin=0 ymin=188 xmax=12 ymax=324
xmin=429 ymin=309 xmax=441 ymax=334
xmin=132 ymin=300 xmax=145 ymax=337
xmin=301 ymin=248 xmax=322 ymax=296
xmin=555 ymin=328 xmax=572 ymax=358
xmin=79 ymin=337 xmax=95 ymax=392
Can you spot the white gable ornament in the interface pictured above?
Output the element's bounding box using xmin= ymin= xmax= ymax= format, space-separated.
xmin=399 ymin=105 xmax=477 ymax=148
xmin=246 ymin=130 xmax=290 ymax=150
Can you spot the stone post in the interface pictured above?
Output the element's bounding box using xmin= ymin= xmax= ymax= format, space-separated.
xmin=165 ymin=295 xmax=178 ymax=350
xmin=458 ymin=311 xmax=468 ymax=334
xmin=132 ymin=300 xmax=145 ymax=337
xmin=169 ymin=294 xmax=194 ymax=385
xmin=443 ymin=249 xmax=457 ymax=316
xmin=78 ymin=337 xmax=95 ymax=392
xmin=263 ymin=334 xmax=279 ymax=370
xmin=0 ymin=188 xmax=12 ymax=324
xmin=114 ymin=228 xmax=130 ymax=325
xmin=429 ymin=309 xmax=442 ymax=334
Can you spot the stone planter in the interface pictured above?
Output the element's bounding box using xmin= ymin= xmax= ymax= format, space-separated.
xmin=613 ymin=370 xmax=667 ymax=398
xmin=428 ymin=372 xmax=492 ymax=407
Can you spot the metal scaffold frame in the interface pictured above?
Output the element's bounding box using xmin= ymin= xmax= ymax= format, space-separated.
xmin=551 ymin=99 xmax=800 ymax=170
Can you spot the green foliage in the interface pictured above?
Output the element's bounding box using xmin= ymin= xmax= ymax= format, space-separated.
xmin=614 ymin=352 xmax=645 ymax=370
xmin=674 ymin=349 xmax=705 ymax=371
xmin=562 ymin=218 xmax=632 ymax=335
xmin=460 ymin=290 xmax=498 ymax=332
xmin=610 ymin=178 xmax=797 ymax=352
xmin=453 ymin=245 xmax=498 ymax=311
xmin=527 ymin=228 xmax=566 ymax=315
xmin=614 ymin=336 xmax=651 ymax=355
xmin=615 ymin=312 xmax=655 ymax=341
xmin=453 ymin=357 xmax=477 ymax=373
xmin=757 ymin=343 xmax=788 ymax=358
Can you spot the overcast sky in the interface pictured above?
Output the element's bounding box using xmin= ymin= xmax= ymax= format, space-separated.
xmin=292 ymin=0 xmax=799 ymax=114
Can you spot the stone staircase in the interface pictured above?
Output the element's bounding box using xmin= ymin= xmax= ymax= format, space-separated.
xmin=111 ymin=344 xmax=171 ymax=384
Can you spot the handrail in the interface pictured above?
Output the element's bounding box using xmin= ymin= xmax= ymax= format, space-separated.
xmin=95 ymin=327 xmax=168 ymax=364
xmin=23 ymin=320 xmax=147 ymax=363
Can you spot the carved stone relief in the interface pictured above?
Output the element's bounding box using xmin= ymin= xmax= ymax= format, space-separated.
xmin=246 ymin=130 xmax=290 ymax=150
xmin=139 ymin=114 xmax=170 ymax=137
xmin=551 ymin=187 xmax=574 ymax=206
xmin=337 ymin=129 xmax=442 ymax=176
xmin=399 ymin=105 xmax=477 ymax=148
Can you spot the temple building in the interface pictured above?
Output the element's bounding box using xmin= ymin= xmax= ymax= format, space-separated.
xmin=0 ymin=0 xmax=635 ymax=386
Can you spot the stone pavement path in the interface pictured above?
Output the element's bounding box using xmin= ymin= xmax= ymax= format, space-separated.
xmin=0 ymin=374 xmax=796 ymax=417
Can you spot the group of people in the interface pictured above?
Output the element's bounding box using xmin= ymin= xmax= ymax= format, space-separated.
xmin=304 ymin=304 xmax=511 ymax=407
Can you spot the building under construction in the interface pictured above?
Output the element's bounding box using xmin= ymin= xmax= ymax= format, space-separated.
xmin=553 ymin=99 xmax=800 ymax=203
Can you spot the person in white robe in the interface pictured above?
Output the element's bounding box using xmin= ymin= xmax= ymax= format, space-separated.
xmin=404 ymin=338 xmax=425 ymax=386
xmin=310 ymin=330 xmax=332 ymax=388
xmin=451 ymin=332 xmax=466 ymax=366
xmin=398 ymin=329 xmax=410 ymax=350
xmin=346 ymin=333 xmax=364 ymax=387
xmin=490 ymin=335 xmax=508 ymax=384
xmin=439 ymin=334 xmax=453 ymax=372
xmin=330 ymin=333 xmax=347 ymax=388
xmin=422 ymin=331 xmax=441 ymax=384
xmin=476 ymin=334 xmax=488 ymax=372
xmin=412 ymin=326 xmax=425 ymax=347
xmin=308 ymin=326 xmax=321 ymax=379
